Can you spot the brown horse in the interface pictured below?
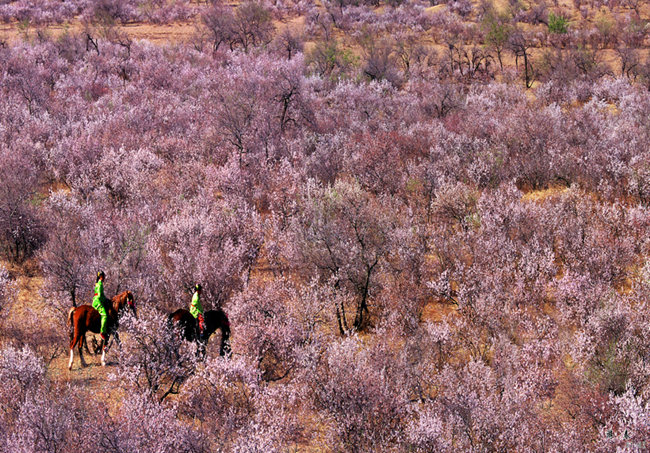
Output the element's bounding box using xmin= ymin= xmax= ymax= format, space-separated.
xmin=68 ymin=291 xmax=136 ymax=370
xmin=168 ymin=308 xmax=231 ymax=358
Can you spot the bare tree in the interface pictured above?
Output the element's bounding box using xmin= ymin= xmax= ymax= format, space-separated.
xmin=509 ymin=29 xmax=537 ymax=88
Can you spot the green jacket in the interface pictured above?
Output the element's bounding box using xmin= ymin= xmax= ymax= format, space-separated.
xmin=93 ymin=280 xmax=108 ymax=308
xmin=190 ymin=291 xmax=203 ymax=318
xmin=92 ymin=280 xmax=109 ymax=335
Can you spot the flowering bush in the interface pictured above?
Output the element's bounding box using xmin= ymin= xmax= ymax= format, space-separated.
xmin=112 ymin=308 xmax=199 ymax=401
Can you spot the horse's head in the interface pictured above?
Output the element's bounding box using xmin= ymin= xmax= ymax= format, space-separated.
xmin=114 ymin=291 xmax=137 ymax=318
xmin=125 ymin=291 xmax=137 ymax=318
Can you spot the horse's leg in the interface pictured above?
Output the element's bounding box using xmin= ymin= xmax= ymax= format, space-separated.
xmin=91 ymin=336 xmax=100 ymax=354
xmin=82 ymin=334 xmax=91 ymax=355
xmin=68 ymin=319 xmax=83 ymax=370
xmin=101 ymin=335 xmax=107 ymax=367
xmin=69 ymin=321 xmax=84 ymax=370
xmin=79 ymin=335 xmax=87 ymax=368
xmin=104 ymin=330 xmax=118 ymax=351
xmin=68 ymin=336 xmax=75 ymax=371
xmin=68 ymin=311 xmax=77 ymax=370
xmin=68 ymin=345 xmax=75 ymax=371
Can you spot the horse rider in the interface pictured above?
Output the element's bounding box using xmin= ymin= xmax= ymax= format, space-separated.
xmin=190 ymin=283 xmax=205 ymax=339
xmin=92 ymin=271 xmax=109 ymax=342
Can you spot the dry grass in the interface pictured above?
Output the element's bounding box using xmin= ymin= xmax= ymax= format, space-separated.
xmin=0 ymin=5 xmax=304 ymax=45
xmin=425 ymin=4 xmax=446 ymax=14
xmin=521 ymin=186 xmax=570 ymax=203
xmin=421 ymin=299 xmax=457 ymax=323
xmin=0 ymin=20 xmax=198 ymax=44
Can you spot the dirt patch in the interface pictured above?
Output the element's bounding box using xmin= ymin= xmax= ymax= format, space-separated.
xmin=421 ymin=299 xmax=457 ymax=323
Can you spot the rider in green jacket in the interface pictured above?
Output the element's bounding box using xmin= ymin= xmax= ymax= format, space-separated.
xmin=92 ymin=271 xmax=109 ymax=341
xmin=190 ymin=283 xmax=205 ymax=339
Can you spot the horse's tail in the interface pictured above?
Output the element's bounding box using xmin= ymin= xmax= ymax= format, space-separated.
xmin=68 ymin=307 xmax=77 ymax=345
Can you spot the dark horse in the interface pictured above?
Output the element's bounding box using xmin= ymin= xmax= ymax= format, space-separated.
xmin=68 ymin=291 xmax=136 ymax=370
xmin=168 ymin=308 xmax=231 ymax=358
